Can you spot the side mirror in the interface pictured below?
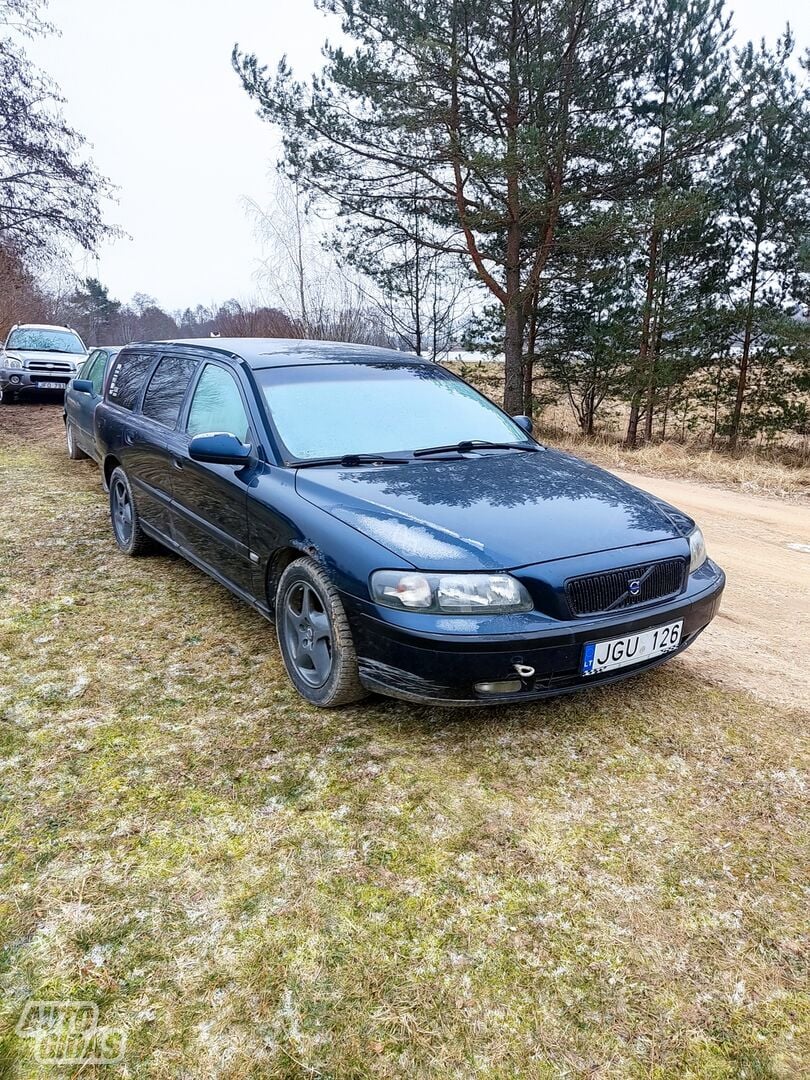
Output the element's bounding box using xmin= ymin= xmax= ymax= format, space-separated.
xmin=512 ymin=414 xmax=534 ymax=435
xmin=73 ymin=379 xmax=94 ymax=395
xmin=188 ymin=432 xmax=252 ymax=466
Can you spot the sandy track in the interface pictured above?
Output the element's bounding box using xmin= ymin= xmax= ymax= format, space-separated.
xmin=614 ymin=470 xmax=810 ymax=709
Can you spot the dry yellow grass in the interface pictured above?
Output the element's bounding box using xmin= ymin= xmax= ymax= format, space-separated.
xmin=0 ymin=404 xmax=808 ymax=1078
xmin=446 ymin=361 xmax=810 ymax=503
xmin=546 ymin=429 xmax=810 ymax=502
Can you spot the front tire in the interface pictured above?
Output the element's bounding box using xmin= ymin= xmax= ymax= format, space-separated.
xmin=276 ymin=557 xmax=368 ymax=707
xmin=65 ymin=419 xmax=88 ymax=460
xmin=109 ymin=466 xmax=154 ymax=556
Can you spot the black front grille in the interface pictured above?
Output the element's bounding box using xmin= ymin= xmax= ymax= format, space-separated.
xmin=566 ymin=558 xmax=687 ymax=617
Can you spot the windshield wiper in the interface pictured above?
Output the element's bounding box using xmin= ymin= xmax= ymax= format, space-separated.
xmin=16 ymin=348 xmax=76 ymax=354
xmin=293 ymin=453 xmax=410 ymax=469
xmin=412 ymin=440 xmax=540 ymax=458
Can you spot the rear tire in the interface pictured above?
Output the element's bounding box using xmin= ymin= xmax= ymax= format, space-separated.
xmin=108 ymin=466 xmax=155 ymax=556
xmin=0 ymin=388 xmax=15 ymax=404
xmin=276 ymin=557 xmax=368 ymax=707
xmin=65 ymin=419 xmax=88 ymax=460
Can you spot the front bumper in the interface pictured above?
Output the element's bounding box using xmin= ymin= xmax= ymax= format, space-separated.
xmin=347 ymin=561 xmax=725 ymax=706
xmin=0 ymin=369 xmax=75 ymax=395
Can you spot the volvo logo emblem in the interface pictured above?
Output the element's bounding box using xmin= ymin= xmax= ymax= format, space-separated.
xmin=627 ymin=578 xmax=641 ymax=596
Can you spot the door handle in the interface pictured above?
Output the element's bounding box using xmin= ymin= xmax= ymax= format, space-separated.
xmin=172 ymin=458 xmax=184 ymax=471
xmin=124 ymin=430 xmax=135 ymax=445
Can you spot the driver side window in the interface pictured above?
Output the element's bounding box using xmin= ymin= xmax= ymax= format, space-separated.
xmin=89 ymin=352 xmax=108 ymax=395
xmin=79 ymin=350 xmax=99 ymax=380
xmin=186 ymin=364 xmax=250 ymax=443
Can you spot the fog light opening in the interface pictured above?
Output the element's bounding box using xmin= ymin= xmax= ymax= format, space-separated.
xmin=9 ymin=375 xmax=21 ymax=384
xmin=474 ymin=678 xmax=523 ymax=695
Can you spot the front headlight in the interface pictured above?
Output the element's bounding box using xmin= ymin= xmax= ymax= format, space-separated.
xmin=5 ymin=357 xmax=23 ymax=370
xmin=688 ymin=526 xmax=707 ymax=573
xmin=370 ymin=570 xmax=533 ymax=614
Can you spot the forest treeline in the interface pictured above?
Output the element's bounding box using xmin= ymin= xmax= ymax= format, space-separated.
xmin=2 ymin=0 xmax=808 ymax=449
xmin=0 ymin=254 xmax=395 ymax=351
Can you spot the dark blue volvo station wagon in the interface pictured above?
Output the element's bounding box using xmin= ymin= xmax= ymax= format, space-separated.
xmin=87 ymin=339 xmax=725 ymax=707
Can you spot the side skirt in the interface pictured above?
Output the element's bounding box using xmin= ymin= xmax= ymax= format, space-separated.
xmin=139 ymin=520 xmax=274 ymax=623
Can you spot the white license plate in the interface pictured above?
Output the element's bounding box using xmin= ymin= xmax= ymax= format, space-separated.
xmin=581 ymin=620 xmax=683 ymax=676
xmin=38 ymin=381 xmax=65 ymax=389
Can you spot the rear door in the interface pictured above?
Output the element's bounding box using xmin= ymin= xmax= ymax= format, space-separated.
xmin=170 ymin=361 xmax=255 ymax=592
xmin=137 ymin=353 xmax=199 ymax=540
xmin=101 ymin=350 xmax=166 ymax=530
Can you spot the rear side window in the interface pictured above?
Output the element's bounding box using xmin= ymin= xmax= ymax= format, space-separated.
xmin=187 ymin=365 xmax=250 ymax=442
xmin=142 ymin=356 xmax=197 ymax=428
xmin=107 ymin=352 xmax=155 ymax=410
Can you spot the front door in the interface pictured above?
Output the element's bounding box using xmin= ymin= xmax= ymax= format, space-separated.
xmin=71 ymin=350 xmax=106 ymax=457
xmin=170 ymin=362 xmax=255 ymax=592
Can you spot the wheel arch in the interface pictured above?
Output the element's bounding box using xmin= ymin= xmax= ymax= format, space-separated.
xmin=264 ymin=543 xmax=320 ymax=611
xmin=103 ymin=454 xmax=122 ymax=491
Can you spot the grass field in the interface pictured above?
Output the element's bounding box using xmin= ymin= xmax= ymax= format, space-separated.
xmin=1 ymin=405 xmax=808 ymax=1078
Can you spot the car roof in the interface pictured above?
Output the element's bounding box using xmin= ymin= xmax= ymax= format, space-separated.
xmin=10 ymin=323 xmax=81 ymax=333
xmin=128 ymin=337 xmax=430 ymax=370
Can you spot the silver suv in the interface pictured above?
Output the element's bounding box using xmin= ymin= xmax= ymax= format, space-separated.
xmin=0 ymin=324 xmax=88 ymax=403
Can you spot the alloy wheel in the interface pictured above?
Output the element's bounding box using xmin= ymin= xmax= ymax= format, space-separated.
xmin=111 ymin=477 xmax=133 ymax=546
xmin=282 ymin=581 xmax=333 ymax=688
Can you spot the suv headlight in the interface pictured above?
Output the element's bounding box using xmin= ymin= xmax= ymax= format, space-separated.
xmin=370 ymin=570 xmax=533 ymax=614
xmin=5 ymin=357 xmax=23 ymax=370
xmin=688 ymin=526 xmax=707 ymax=573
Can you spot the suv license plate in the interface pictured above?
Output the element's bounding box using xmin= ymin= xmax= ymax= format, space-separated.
xmin=39 ymin=381 xmax=64 ymax=389
xmin=581 ymin=620 xmax=683 ymax=676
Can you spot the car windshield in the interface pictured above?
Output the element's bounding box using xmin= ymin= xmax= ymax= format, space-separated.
xmin=258 ymin=362 xmax=527 ymax=461
xmin=6 ymin=328 xmax=85 ymax=354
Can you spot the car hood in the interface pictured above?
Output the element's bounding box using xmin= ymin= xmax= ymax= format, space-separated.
xmin=295 ymin=449 xmax=686 ymax=570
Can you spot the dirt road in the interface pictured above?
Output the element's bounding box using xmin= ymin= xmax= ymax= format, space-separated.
xmin=614 ymin=470 xmax=810 ymax=709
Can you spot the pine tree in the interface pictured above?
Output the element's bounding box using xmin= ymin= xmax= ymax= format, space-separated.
xmin=234 ymin=0 xmax=642 ymax=414
xmin=526 ymin=206 xmax=638 ymax=433
xmin=623 ymin=0 xmax=735 ymax=447
xmin=722 ymin=31 xmax=810 ymax=448
xmin=65 ymin=278 xmax=121 ymax=345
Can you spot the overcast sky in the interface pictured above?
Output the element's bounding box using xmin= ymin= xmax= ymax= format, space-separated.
xmin=30 ymin=0 xmax=809 ymax=313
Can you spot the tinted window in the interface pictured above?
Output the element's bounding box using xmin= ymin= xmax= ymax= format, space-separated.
xmin=78 ymin=350 xmax=100 ymax=380
xmin=142 ymin=356 xmax=197 ymax=428
xmin=257 ymin=363 xmax=526 ymax=461
xmin=107 ymin=352 xmax=155 ymax=410
xmin=90 ymin=351 xmax=111 ymax=395
xmin=187 ymin=365 xmax=250 ymax=442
